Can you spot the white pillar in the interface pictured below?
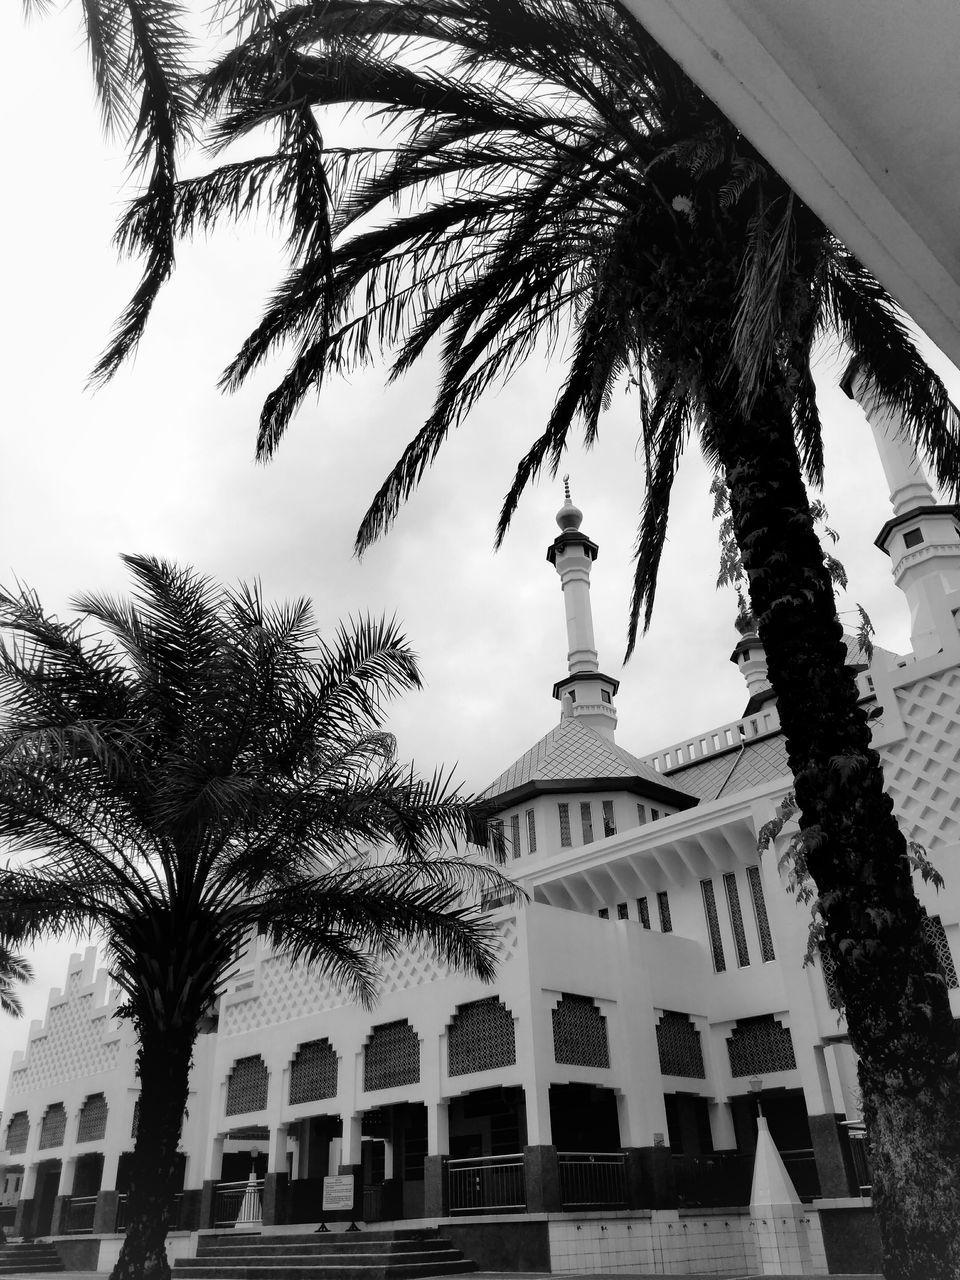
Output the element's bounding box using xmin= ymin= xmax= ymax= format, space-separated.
xmin=268 ymin=1124 xmax=289 ymax=1174
xmin=204 ymin=1135 xmax=225 ymax=1182
xmin=427 ymin=1101 xmax=449 ymax=1156
xmin=340 ymin=1114 xmax=363 ymax=1168
xmin=850 ymin=369 xmax=936 ymax=516
xmin=708 ymin=1099 xmax=738 ymax=1152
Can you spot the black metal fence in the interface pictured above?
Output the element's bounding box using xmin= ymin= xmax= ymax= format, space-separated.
xmin=63 ymin=1196 xmax=97 ymax=1234
xmin=557 ymin=1152 xmax=627 ymax=1209
xmin=671 ymin=1148 xmax=820 ymax=1206
xmin=115 ymin=1192 xmax=185 ymax=1232
xmin=447 ymin=1154 xmax=526 ymax=1213
xmin=213 ymin=1179 xmax=263 ymax=1228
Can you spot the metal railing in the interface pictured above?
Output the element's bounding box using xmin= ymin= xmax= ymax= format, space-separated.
xmin=671 ymin=1148 xmax=820 ymax=1206
xmin=448 ymin=1153 xmax=526 ymax=1214
xmin=842 ymin=1123 xmax=873 ymax=1195
xmin=214 ymin=1179 xmax=263 ymax=1228
xmin=64 ymin=1196 xmax=97 ymax=1234
xmin=362 ymin=1184 xmax=383 ymax=1223
xmin=115 ymin=1192 xmax=184 ymax=1232
xmin=558 ymin=1152 xmax=627 ymax=1208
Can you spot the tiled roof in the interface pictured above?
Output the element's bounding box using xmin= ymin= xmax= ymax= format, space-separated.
xmin=483 ymin=715 xmax=688 ymax=801
xmin=663 ymin=734 xmax=791 ymax=800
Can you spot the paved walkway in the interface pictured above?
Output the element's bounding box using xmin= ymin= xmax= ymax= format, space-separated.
xmin=0 ymin=1272 xmax=885 ymax=1279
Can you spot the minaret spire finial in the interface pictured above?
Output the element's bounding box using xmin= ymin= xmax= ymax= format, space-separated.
xmin=563 ymin=474 xmax=571 ymax=504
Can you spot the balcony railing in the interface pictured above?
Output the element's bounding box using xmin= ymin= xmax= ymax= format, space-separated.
xmin=448 ymin=1154 xmax=525 ymax=1214
xmin=214 ymin=1179 xmax=263 ymax=1228
xmin=558 ymin=1152 xmax=627 ymax=1208
xmin=63 ymin=1196 xmax=97 ymax=1234
xmin=671 ymin=1148 xmax=820 ymax=1206
xmin=842 ymin=1123 xmax=873 ymax=1196
xmin=115 ymin=1192 xmax=184 ymax=1232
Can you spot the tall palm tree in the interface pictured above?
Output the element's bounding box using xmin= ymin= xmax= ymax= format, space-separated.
xmin=106 ymin=4 xmax=960 ymax=1276
xmin=0 ymin=938 xmax=34 ymax=1019
xmin=0 ymin=555 xmax=510 ymax=1280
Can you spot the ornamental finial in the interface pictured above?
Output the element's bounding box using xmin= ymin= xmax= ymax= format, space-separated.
xmin=563 ymin=474 xmax=572 ymax=504
xmin=556 ymin=476 xmax=583 ymax=532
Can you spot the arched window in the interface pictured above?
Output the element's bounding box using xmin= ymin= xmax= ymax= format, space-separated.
xmin=726 ymin=1015 xmax=796 ymax=1076
xmin=656 ymin=1012 xmax=705 ymax=1078
xmin=448 ymin=999 xmax=516 ymax=1076
xmin=225 ymin=1055 xmax=269 ymax=1115
xmin=289 ymin=1039 xmax=338 ymax=1105
xmin=77 ymin=1093 xmax=108 ymax=1142
xmin=552 ymin=994 xmax=610 ymax=1068
xmin=39 ymin=1103 xmax=67 ymax=1149
xmin=5 ymin=1112 xmax=29 ymax=1154
xmin=363 ymin=1021 xmax=419 ymax=1091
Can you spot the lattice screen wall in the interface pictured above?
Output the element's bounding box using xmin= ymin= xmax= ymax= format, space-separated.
xmin=364 ymin=1021 xmax=420 ymax=1091
xmin=552 ymin=995 xmax=610 ymax=1068
xmin=726 ymin=1016 xmax=797 ymax=1076
xmin=881 ymin=669 xmax=960 ymax=847
xmin=39 ymin=1103 xmax=67 ymax=1149
xmin=656 ymin=1012 xmax=705 ymax=1078
xmin=924 ymin=915 xmax=959 ymax=987
xmin=9 ymin=996 xmax=121 ymax=1094
xmin=447 ymin=998 xmax=516 ymax=1076
xmin=289 ymin=1039 xmax=338 ymax=1105
xmin=4 ymin=1112 xmax=29 ymax=1154
xmin=77 ymin=1093 xmax=108 ymax=1142
xmin=225 ymin=1055 xmax=269 ymax=1115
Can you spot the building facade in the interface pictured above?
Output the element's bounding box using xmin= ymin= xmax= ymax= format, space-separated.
xmin=3 ymin=388 xmax=960 ymax=1275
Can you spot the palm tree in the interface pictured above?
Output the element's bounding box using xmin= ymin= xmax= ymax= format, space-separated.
xmin=0 ymin=555 xmax=511 ymax=1280
xmin=103 ymin=4 xmax=960 ymax=1276
xmin=0 ymin=938 xmax=33 ymax=1018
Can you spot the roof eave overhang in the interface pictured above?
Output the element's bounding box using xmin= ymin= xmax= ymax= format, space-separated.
xmin=487 ymin=773 xmax=698 ymax=814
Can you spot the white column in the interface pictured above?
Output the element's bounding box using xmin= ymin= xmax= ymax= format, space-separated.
xmin=57 ymin=1157 xmax=77 ymax=1197
xmin=20 ymin=1163 xmax=39 ymax=1201
xmin=268 ymin=1124 xmax=289 ymax=1174
xmin=100 ymin=1148 xmax=121 ymax=1192
xmin=850 ymin=369 xmax=936 ymax=515
xmin=339 ymin=1114 xmax=363 ymax=1168
xmin=708 ymin=1099 xmax=738 ymax=1151
xmin=427 ymin=1101 xmax=449 ymax=1156
xmin=204 ymin=1135 xmax=225 ymax=1182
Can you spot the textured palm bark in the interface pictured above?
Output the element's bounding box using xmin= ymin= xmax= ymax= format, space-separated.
xmin=711 ymin=382 xmax=960 ymax=1280
xmin=110 ymin=1025 xmax=195 ymax=1280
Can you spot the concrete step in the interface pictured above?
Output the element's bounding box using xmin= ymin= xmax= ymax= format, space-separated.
xmin=0 ymin=1244 xmax=64 ymax=1275
xmin=195 ymin=1243 xmax=455 ymax=1258
xmin=188 ymin=1252 xmax=465 ymax=1266
xmin=173 ymin=1264 xmax=474 ymax=1280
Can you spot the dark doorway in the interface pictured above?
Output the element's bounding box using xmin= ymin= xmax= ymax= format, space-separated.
xmin=549 ymin=1084 xmax=621 ymax=1152
xmin=287 ymin=1114 xmax=340 ymax=1224
xmin=665 ymin=1094 xmax=714 ymax=1155
xmin=73 ymin=1153 xmax=104 ymax=1198
xmin=730 ymin=1088 xmax=819 ymax=1200
xmin=33 ymin=1162 xmax=61 ymax=1237
xmin=448 ymin=1086 xmax=526 ymax=1157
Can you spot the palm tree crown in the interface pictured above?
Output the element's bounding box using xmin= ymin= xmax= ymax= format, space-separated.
xmin=0 ymin=938 xmax=33 ymax=1019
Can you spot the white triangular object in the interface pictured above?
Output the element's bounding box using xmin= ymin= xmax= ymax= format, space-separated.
xmin=750 ymin=1115 xmax=801 ymax=1207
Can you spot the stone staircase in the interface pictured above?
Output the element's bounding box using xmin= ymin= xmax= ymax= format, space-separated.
xmin=0 ymin=1242 xmax=65 ymax=1275
xmin=173 ymin=1229 xmax=476 ymax=1280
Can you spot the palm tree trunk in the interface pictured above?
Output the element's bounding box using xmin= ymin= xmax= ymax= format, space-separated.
xmin=110 ymin=1024 xmax=195 ymax=1280
xmin=710 ymin=381 xmax=960 ymax=1280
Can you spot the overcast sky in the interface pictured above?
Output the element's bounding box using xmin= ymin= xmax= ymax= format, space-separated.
xmin=2 ymin=5 xmax=958 ymax=1088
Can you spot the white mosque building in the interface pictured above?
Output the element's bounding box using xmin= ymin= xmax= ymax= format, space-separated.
xmin=3 ymin=380 xmax=960 ymax=1277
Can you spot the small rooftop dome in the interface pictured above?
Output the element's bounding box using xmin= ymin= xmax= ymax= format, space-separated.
xmin=556 ymin=475 xmax=583 ymax=531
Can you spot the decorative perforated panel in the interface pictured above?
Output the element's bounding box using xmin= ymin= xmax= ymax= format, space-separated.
xmin=723 ymin=873 xmax=750 ymax=967
xmin=225 ymin=1055 xmax=269 ymax=1115
xmin=510 ymin=814 xmax=521 ymax=859
xmin=881 ymin=670 xmax=960 ymax=846
xmin=39 ymin=1103 xmax=67 ymax=1149
xmin=131 ymin=1098 xmax=140 ymax=1139
xmin=726 ymin=1016 xmax=797 ymax=1076
xmin=602 ymin=800 xmax=617 ymax=837
xmin=5 ymin=1112 xmax=28 ymax=1154
xmin=657 ymin=890 xmax=673 ymax=933
xmin=221 ymin=915 xmax=521 ymax=1035
xmin=558 ymin=803 xmax=572 ymax=847
xmin=552 ymin=994 xmax=610 ymax=1068
xmin=289 ymin=1039 xmax=338 ymax=1105
xmin=746 ymin=865 xmax=775 ymax=961
xmin=701 ymin=880 xmax=726 ymax=972
xmin=364 ymin=1021 xmax=420 ymax=1091
xmin=77 ymin=1093 xmax=108 ymax=1142
xmin=580 ymin=802 xmax=594 ymax=843
xmin=923 ymin=915 xmax=959 ymax=987
xmin=8 ymin=992 xmax=121 ymax=1095
xmin=526 ymin=809 xmax=537 ymax=854
xmin=656 ymin=1012 xmax=706 ymax=1078
xmin=448 ymin=998 xmax=516 ymax=1076
xmin=819 ymin=947 xmax=842 ymax=1009
xmin=637 ymin=896 xmax=651 ymax=929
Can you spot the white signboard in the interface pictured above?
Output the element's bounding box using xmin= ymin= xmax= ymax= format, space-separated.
xmin=322 ymin=1174 xmax=355 ymax=1212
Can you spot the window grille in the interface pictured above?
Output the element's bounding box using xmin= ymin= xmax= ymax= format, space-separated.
xmin=651 ymin=807 xmax=661 ymax=821
xmin=489 ymin=819 xmax=504 ymax=857
xmin=598 ymin=908 xmax=609 ymax=920
xmin=526 ymin=809 xmax=537 ymax=854
xmin=289 ymin=1039 xmax=338 ymax=1105
xmin=510 ymin=814 xmax=521 ymax=859
xmin=637 ymin=896 xmax=651 ymax=929
xmin=602 ymin=800 xmax=617 ymax=837
xmin=656 ymin=1012 xmax=706 ymax=1078
xmin=552 ymin=994 xmax=610 ymax=1068
xmin=448 ymin=998 xmax=516 ymax=1076
xmin=617 ymin=902 xmax=629 ymax=920
xmin=701 ymin=880 xmax=726 ymax=972
xmin=131 ymin=1098 xmax=140 ymax=1139
xmin=723 ymin=873 xmax=750 ymax=967
xmin=657 ymin=891 xmax=673 ymax=933
xmin=727 ymin=1016 xmax=797 ymax=1076
xmin=637 ymin=804 xmax=647 ymax=825
xmin=39 ymin=1103 xmax=67 ymax=1149
xmin=923 ymin=915 xmax=959 ymax=987
xmin=77 ymin=1093 xmax=108 ymax=1143
xmin=364 ymin=1020 xmax=420 ymax=1091
xmin=5 ymin=1112 xmax=28 ymax=1154
xmin=225 ymin=1055 xmax=269 ymax=1115
xmin=580 ymin=802 xmax=594 ymax=843
xmin=559 ymin=803 xmax=572 ymax=847
xmin=746 ymin=865 xmax=776 ymax=961
xmin=819 ymin=947 xmax=842 ymax=1009
xmin=601 ymin=690 xmax=611 ymax=704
